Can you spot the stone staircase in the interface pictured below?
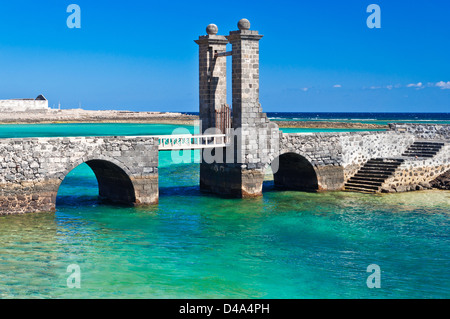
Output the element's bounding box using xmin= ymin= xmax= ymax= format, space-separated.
xmin=401 ymin=141 xmax=445 ymax=158
xmin=344 ymin=140 xmax=446 ymax=193
xmin=344 ymin=158 xmax=404 ymax=193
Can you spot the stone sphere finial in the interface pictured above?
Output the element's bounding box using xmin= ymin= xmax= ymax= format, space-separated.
xmin=238 ymin=18 xmax=251 ymax=30
xmin=206 ymin=24 xmax=218 ymax=35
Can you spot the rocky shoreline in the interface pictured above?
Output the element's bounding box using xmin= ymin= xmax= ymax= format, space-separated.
xmin=0 ymin=109 xmax=388 ymax=129
xmin=430 ymin=170 xmax=450 ymax=190
xmin=0 ymin=109 xmax=198 ymax=126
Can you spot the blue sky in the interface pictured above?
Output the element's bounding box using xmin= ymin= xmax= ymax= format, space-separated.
xmin=0 ymin=0 xmax=449 ymax=112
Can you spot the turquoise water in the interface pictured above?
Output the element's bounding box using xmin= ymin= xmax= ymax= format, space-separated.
xmin=0 ymin=123 xmax=195 ymax=138
xmin=0 ymin=123 xmax=382 ymax=139
xmin=0 ymin=124 xmax=449 ymax=298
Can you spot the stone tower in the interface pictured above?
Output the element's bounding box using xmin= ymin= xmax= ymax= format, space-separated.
xmin=196 ymin=19 xmax=279 ymax=198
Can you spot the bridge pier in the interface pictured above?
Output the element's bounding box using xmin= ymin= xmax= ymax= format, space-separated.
xmin=200 ymin=162 xmax=266 ymax=197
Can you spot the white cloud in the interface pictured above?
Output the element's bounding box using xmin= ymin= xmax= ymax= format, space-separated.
xmin=300 ymin=87 xmax=308 ymax=92
xmin=367 ymin=85 xmax=397 ymax=90
xmin=365 ymin=81 xmax=450 ymax=90
xmin=407 ymin=82 xmax=423 ymax=88
xmin=436 ymin=81 xmax=450 ymax=89
xmin=333 ymin=84 xmax=342 ymax=88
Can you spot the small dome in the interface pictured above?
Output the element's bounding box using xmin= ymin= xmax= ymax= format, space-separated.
xmin=206 ymin=24 xmax=218 ymax=35
xmin=238 ymin=18 xmax=250 ymax=30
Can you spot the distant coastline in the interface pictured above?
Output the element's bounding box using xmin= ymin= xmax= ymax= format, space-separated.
xmin=0 ymin=109 xmax=389 ymax=129
xmin=0 ymin=109 xmax=198 ymax=126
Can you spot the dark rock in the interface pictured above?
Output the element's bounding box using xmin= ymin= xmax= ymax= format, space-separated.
xmin=430 ymin=170 xmax=450 ymax=190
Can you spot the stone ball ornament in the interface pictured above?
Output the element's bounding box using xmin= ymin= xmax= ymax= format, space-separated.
xmin=206 ymin=24 xmax=218 ymax=35
xmin=238 ymin=18 xmax=251 ymax=30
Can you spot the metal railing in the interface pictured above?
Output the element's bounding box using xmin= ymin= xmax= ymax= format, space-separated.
xmin=157 ymin=134 xmax=230 ymax=150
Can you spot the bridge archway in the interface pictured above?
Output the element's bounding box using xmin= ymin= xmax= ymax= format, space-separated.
xmin=55 ymin=158 xmax=137 ymax=207
xmin=271 ymin=152 xmax=319 ymax=192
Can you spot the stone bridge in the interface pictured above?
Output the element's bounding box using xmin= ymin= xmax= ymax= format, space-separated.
xmin=1 ymin=124 xmax=448 ymax=214
xmin=1 ymin=19 xmax=449 ymax=214
xmin=0 ymin=136 xmax=159 ymax=214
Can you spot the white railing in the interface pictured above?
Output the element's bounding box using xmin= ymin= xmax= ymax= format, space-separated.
xmin=157 ymin=134 xmax=230 ymax=150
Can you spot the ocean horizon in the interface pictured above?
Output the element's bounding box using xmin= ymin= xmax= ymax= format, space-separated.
xmin=184 ymin=111 xmax=450 ymax=125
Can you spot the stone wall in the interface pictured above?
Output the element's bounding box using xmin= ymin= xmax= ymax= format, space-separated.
xmin=0 ymin=99 xmax=49 ymax=112
xmin=0 ymin=136 xmax=159 ymax=215
xmin=389 ymin=123 xmax=450 ymax=140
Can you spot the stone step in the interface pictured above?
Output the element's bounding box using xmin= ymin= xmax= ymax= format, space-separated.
xmin=403 ymin=142 xmax=445 ymax=159
xmin=406 ymin=151 xmax=440 ymax=155
xmin=368 ymin=158 xmax=404 ymax=163
xmin=359 ymin=167 xmax=396 ymax=172
xmin=361 ymin=164 xmax=399 ymax=172
xmin=404 ymin=150 xmax=439 ymax=155
xmin=354 ymin=172 xmax=392 ymax=179
xmin=357 ymin=172 xmax=394 ymax=179
xmin=365 ymin=161 xmax=403 ymax=166
xmin=403 ymin=150 xmax=438 ymax=155
xmin=413 ymin=142 xmax=444 ymax=146
xmin=347 ymin=179 xmax=383 ymax=186
xmin=401 ymin=154 xmax=435 ymax=158
xmin=344 ymin=186 xmax=377 ymax=193
xmin=344 ymin=182 xmax=380 ymax=190
xmin=349 ymin=176 xmax=386 ymax=183
xmin=407 ymin=146 xmax=441 ymax=151
xmin=366 ymin=159 xmax=402 ymax=164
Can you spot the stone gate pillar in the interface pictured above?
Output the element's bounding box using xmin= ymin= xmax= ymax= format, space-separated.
xmin=227 ymin=19 xmax=263 ymax=130
xmin=226 ymin=19 xmax=279 ymax=197
xmin=198 ymin=19 xmax=279 ymax=198
xmin=194 ymin=24 xmax=228 ymax=133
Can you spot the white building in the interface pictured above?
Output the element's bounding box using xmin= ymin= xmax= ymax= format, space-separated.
xmin=0 ymin=95 xmax=49 ymax=112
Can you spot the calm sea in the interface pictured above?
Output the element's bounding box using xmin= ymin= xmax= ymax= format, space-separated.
xmin=0 ymin=119 xmax=449 ymax=298
xmin=183 ymin=112 xmax=450 ymax=126
xmin=266 ymin=112 xmax=450 ymax=125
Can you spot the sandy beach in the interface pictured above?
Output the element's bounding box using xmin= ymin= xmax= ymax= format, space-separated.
xmin=0 ymin=109 xmax=388 ymax=129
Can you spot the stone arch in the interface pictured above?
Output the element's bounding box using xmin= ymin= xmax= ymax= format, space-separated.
xmin=269 ymin=152 xmax=320 ymax=192
xmin=55 ymin=155 xmax=137 ymax=206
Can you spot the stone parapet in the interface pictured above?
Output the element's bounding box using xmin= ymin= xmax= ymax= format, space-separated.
xmin=389 ymin=123 xmax=450 ymax=140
